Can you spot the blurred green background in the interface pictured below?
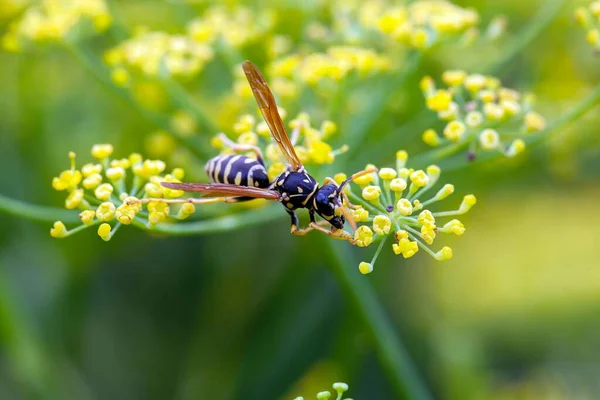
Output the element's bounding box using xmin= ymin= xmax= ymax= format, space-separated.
xmin=1 ymin=0 xmax=600 ymax=399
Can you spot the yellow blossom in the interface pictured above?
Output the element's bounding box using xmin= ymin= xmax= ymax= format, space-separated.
xmin=358 ymin=262 xmax=373 ymax=275
xmin=465 ymin=111 xmax=483 ymax=128
xmin=524 ymin=111 xmax=546 ymax=133
xmin=98 ymin=223 xmax=112 ymax=241
xmin=378 ymin=168 xmax=397 ymax=180
xmin=479 ymin=129 xmax=500 ymax=150
xmin=389 ymin=178 xmax=407 ymax=192
xmin=354 ymin=226 xmax=374 ymax=247
xmin=426 ymin=90 xmax=452 ymax=112
xmin=96 ymin=202 xmax=116 ymax=222
xmin=410 ymin=170 xmax=429 ymax=188
xmin=442 ymin=70 xmax=467 ymax=86
xmin=396 ymin=199 xmax=413 ymax=216
xmin=433 ymin=184 xmax=454 ymax=201
xmin=440 ymin=219 xmax=465 ymax=236
xmin=435 ymin=246 xmax=453 ymax=261
xmin=50 ymin=221 xmax=68 ymax=238
xmin=423 ymin=129 xmax=441 ymax=146
xmin=65 ymin=189 xmax=84 ymax=209
xmin=91 ymin=144 xmax=113 ymax=159
xmin=351 ymin=207 xmax=369 ymax=222
xmin=443 ymin=120 xmax=466 ymax=142
xmin=458 ymin=194 xmax=477 ymax=214
xmin=94 ymin=183 xmax=113 ymax=201
xmin=115 ymin=204 xmax=136 ymax=225
xmin=362 ymin=186 xmax=381 ymax=201
xmin=79 ymin=210 xmax=95 ymax=225
xmin=507 ymin=139 xmax=526 ymax=157
xmin=372 ymin=215 xmax=391 ymax=235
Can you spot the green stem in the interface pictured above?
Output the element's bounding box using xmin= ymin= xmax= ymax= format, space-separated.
xmin=441 ymin=83 xmax=600 ymax=171
xmin=345 ymin=52 xmax=422 ymax=155
xmin=139 ymin=204 xmax=283 ymax=236
xmin=485 ymin=0 xmax=570 ymax=74
xmin=0 ymin=194 xmax=80 ymax=224
xmin=62 ymin=41 xmax=208 ymax=160
xmin=323 ymin=240 xmax=432 ymax=400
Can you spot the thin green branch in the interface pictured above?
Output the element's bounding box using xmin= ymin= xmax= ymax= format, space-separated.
xmin=323 ymin=240 xmax=432 ymax=400
xmin=142 ymin=204 xmax=283 ymax=236
xmin=486 ymin=0 xmax=570 ymax=74
xmin=0 ymin=194 xmax=80 ymax=224
xmin=345 ymin=52 xmax=422 ymax=155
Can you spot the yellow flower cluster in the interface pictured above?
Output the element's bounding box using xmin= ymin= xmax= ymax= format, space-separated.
xmin=346 ymin=151 xmax=476 ymax=274
xmin=187 ymin=5 xmax=275 ymax=49
xmin=575 ymin=2 xmax=600 ymax=50
xmin=211 ymin=111 xmax=348 ymax=180
xmin=50 ymin=144 xmax=194 ymax=241
xmin=104 ymin=29 xmax=214 ymax=80
xmin=233 ymin=47 xmax=391 ymax=99
xmin=1 ymin=0 xmax=111 ymax=51
xmin=294 ymin=382 xmax=350 ymax=400
xmin=420 ymin=71 xmax=546 ymax=158
xmin=369 ymin=0 xmax=480 ymax=49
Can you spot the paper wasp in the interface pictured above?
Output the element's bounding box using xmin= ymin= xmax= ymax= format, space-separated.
xmin=157 ymin=61 xmax=375 ymax=243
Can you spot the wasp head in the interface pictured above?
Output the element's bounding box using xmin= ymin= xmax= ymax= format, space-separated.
xmin=313 ymin=184 xmax=346 ymax=229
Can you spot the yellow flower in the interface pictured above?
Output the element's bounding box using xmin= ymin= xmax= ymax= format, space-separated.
xmin=115 ymin=204 xmax=136 ymax=225
xmin=372 ymin=215 xmax=391 ymax=235
xmin=358 ymin=262 xmax=373 ymax=275
xmin=95 ymin=183 xmax=114 ymax=201
xmin=50 ymin=221 xmax=68 ymax=238
xmin=458 ymin=194 xmax=477 ymax=214
xmin=351 ymin=207 xmax=369 ymax=222
xmin=435 ymin=246 xmax=453 ymax=261
xmin=268 ymin=163 xmax=286 ymax=181
xmin=443 ymin=120 xmax=466 ymax=142
xmin=524 ymin=111 xmax=546 ymax=133
xmin=362 ymin=186 xmax=381 ymax=201
xmin=65 ymin=189 xmax=84 ymax=209
xmin=79 ymin=210 xmax=95 ymax=225
xmin=308 ymin=140 xmax=333 ymax=164
xmin=479 ymin=129 xmax=500 ymax=150
xmin=422 ymin=129 xmax=441 ymax=146
xmin=354 ymin=226 xmax=374 ymax=247
xmin=396 ymin=199 xmax=413 ymax=216
xmin=440 ymin=219 xmax=465 ymax=236
xmin=393 ymin=237 xmax=419 ymax=258
xmin=426 ymin=90 xmax=452 ymax=112
xmin=98 ymin=223 xmax=112 ymax=241
xmin=91 ymin=144 xmax=114 ymax=159
xmin=433 ymin=184 xmax=454 ymax=201
xmin=378 ymin=168 xmax=397 ymax=180
xmin=442 ymin=70 xmax=466 ymax=86
xmin=96 ymin=202 xmax=116 ymax=222
xmin=506 ymin=139 xmax=526 ymax=157
xmin=409 ymin=170 xmax=429 ymax=188
xmin=389 ymin=178 xmax=407 ymax=192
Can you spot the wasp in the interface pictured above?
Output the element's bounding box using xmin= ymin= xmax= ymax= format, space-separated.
xmin=157 ymin=61 xmax=375 ymax=243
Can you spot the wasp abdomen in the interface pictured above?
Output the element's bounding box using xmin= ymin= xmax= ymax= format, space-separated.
xmin=204 ymin=155 xmax=270 ymax=188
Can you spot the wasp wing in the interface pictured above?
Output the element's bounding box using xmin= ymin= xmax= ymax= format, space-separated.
xmin=161 ymin=182 xmax=281 ymax=200
xmin=242 ymin=60 xmax=303 ymax=171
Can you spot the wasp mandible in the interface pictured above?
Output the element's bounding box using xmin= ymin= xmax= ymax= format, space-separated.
xmin=158 ymin=61 xmax=375 ymax=243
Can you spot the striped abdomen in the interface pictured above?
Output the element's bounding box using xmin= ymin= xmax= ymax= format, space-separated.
xmin=204 ymin=155 xmax=270 ymax=188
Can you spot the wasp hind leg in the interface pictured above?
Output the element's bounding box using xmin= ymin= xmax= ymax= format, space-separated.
xmin=217 ymin=133 xmax=265 ymax=166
